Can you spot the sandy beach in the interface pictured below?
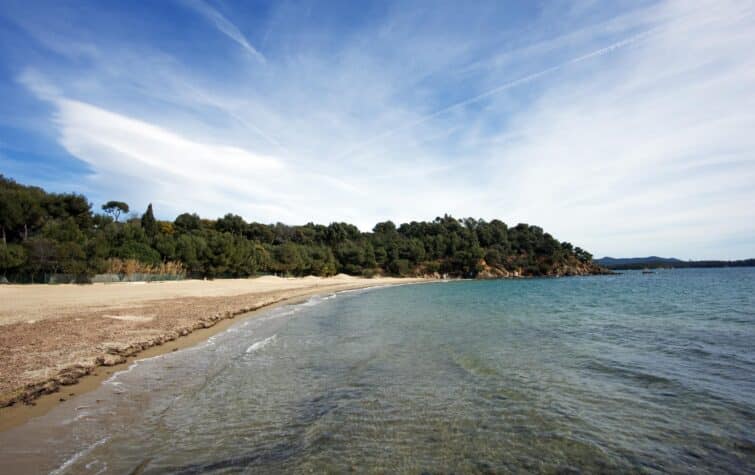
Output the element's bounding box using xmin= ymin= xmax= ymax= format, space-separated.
xmin=0 ymin=275 xmax=427 ymax=428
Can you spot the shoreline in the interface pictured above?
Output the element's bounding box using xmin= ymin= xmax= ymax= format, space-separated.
xmin=0 ymin=277 xmax=431 ymax=432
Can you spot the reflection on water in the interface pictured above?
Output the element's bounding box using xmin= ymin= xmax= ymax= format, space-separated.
xmin=1 ymin=269 xmax=754 ymax=474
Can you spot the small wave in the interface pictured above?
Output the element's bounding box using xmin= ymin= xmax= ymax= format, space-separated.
xmin=337 ymin=287 xmax=372 ymax=295
xmin=103 ymin=356 xmax=151 ymax=385
xmin=63 ymin=409 xmax=94 ymax=424
xmin=50 ymin=436 xmax=110 ymax=475
xmin=86 ymin=460 xmax=108 ymax=475
xmin=103 ymin=362 xmax=139 ymax=385
xmin=585 ymin=360 xmax=673 ymax=386
xmin=301 ymin=294 xmax=333 ymax=306
xmin=84 ymin=459 xmax=107 ymax=475
xmin=104 ymin=349 xmax=178 ymax=385
xmin=246 ymin=335 xmax=277 ymax=353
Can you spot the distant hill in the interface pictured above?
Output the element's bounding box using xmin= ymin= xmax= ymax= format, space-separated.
xmin=596 ymin=256 xmax=683 ymax=267
xmin=596 ymin=256 xmax=755 ymax=270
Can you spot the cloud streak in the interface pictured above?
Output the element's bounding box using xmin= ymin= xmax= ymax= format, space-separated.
xmin=2 ymin=0 xmax=754 ymax=259
xmin=335 ymin=26 xmax=657 ymax=163
xmin=181 ymin=0 xmax=266 ymax=63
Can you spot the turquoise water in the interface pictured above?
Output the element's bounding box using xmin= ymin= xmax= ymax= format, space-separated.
xmin=2 ymin=268 xmax=754 ymax=473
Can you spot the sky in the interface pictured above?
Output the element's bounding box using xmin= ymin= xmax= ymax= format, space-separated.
xmin=0 ymin=0 xmax=753 ymax=259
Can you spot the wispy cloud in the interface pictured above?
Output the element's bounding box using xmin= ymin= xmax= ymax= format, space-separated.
xmin=476 ymin=0 xmax=755 ymax=258
xmin=2 ymin=0 xmax=754 ymax=259
xmin=335 ymin=26 xmax=657 ymax=163
xmin=20 ymin=74 xmax=288 ymax=217
xmin=180 ymin=0 xmax=266 ymax=63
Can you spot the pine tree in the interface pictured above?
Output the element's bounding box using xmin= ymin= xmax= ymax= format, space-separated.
xmin=141 ymin=203 xmax=159 ymax=238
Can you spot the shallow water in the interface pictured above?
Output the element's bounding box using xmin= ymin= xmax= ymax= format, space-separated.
xmin=1 ymin=269 xmax=754 ymax=474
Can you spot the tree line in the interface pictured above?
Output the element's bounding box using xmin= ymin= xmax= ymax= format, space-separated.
xmin=0 ymin=175 xmax=598 ymax=282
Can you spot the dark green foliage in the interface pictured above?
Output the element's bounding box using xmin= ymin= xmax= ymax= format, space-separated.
xmin=272 ymin=242 xmax=304 ymax=275
xmin=0 ymin=176 xmax=599 ymax=281
xmin=216 ymin=213 xmax=246 ymax=236
xmin=114 ymin=241 xmax=162 ymax=266
xmin=174 ymin=213 xmax=201 ymax=233
xmin=0 ymin=243 xmax=26 ymax=273
xmin=388 ymin=258 xmax=411 ymax=276
xmin=574 ymin=247 xmax=592 ymax=263
xmin=141 ymin=203 xmax=159 ymax=238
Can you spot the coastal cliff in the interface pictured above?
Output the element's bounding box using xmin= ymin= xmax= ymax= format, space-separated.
xmin=476 ymin=262 xmax=614 ymax=279
xmin=474 ymin=257 xmax=611 ymax=279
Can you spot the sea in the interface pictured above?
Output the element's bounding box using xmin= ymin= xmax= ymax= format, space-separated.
xmin=1 ymin=268 xmax=753 ymax=474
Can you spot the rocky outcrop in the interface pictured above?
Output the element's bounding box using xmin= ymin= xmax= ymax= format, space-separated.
xmin=476 ymin=267 xmax=517 ymax=279
xmin=475 ymin=259 xmax=611 ymax=279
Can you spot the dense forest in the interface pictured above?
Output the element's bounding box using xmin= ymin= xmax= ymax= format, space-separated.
xmin=0 ymin=175 xmax=605 ymax=283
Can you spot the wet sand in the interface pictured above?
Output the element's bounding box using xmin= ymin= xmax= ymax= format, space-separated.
xmin=0 ymin=275 xmax=428 ymax=430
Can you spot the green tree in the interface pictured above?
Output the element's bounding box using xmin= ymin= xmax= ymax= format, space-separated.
xmin=102 ymin=201 xmax=129 ymax=222
xmin=23 ymin=237 xmax=58 ymax=281
xmin=0 ymin=189 xmax=22 ymax=244
xmin=174 ymin=213 xmax=201 ymax=233
xmin=154 ymin=233 xmax=177 ymax=261
xmin=216 ymin=214 xmax=246 ymax=236
xmin=141 ymin=203 xmax=159 ymax=237
xmin=274 ymin=242 xmax=303 ymax=276
xmin=0 ymin=244 xmax=25 ymax=276
xmin=388 ymin=258 xmax=410 ymax=276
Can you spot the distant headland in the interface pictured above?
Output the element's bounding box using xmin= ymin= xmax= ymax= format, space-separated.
xmin=596 ymin=256 xmax=755 ymax=270
xmin=0 ymin=175 xmax=606 ymax=283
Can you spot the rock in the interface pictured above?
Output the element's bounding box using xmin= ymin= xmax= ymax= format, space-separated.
xmin=42 ymin=380 xmax=58 ymax=394
xmin=102 ymin=342 xmax=131 ymax=355
xmin=15 ymin=380 xmax=62 ymax=405
xmin=56 ymin=365 xmax=91 ymax=386
xmin=99 ymin=354 xmax=127 ymax=366
xmin=476 ymin=266 xmax=512 ymax=279
xmin=58 ymin=375 xmax=78 ymax=385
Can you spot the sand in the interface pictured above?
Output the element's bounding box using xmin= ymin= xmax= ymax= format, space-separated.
xmin=0 ymin=274 xmax=391 ymax=325
xmin=0 ymin=275 xmax=428 ymax=429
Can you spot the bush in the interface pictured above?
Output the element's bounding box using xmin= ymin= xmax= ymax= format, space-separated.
xmin=389 ymin=259 xmax=411 ymax=276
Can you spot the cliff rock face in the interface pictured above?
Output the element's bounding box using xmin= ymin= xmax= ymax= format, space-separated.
xmin=476 ymin=267 xmax=517 ymax=279
xmin=475 ymin=259 xmax=610 ymax=279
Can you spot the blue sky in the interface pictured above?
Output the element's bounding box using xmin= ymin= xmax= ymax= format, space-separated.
xmin=0 ymin=0 xmax=753 ymax=259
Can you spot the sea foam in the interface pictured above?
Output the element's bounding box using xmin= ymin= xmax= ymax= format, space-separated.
xmin=245 ymin=334 xmax=277 ymax=353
